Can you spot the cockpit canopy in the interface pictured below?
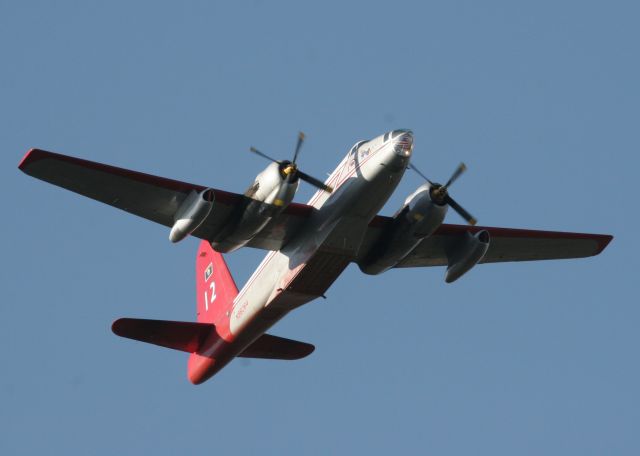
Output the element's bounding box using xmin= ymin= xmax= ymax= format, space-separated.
xmin=383 ymin=129 xmax=412 ymax=142
xmin=349 ymin=140 xmax=368 ymax=156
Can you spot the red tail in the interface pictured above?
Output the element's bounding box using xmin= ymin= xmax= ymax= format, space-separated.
xmin=111 ymin=241 xmax=314 ymax=385
xmin=195 ymin=240 xmax=238 ymax=324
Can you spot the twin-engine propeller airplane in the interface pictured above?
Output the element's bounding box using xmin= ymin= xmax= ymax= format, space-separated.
xmin=19 ymin=130 xmax=612 ymax=384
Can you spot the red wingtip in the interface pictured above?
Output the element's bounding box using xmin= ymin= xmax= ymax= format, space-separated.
xmin=18 ymin=148 xmax=40 ymax=171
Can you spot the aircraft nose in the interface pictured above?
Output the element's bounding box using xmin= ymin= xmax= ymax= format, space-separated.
xmin=391 ymin=129 xmax=413 ymax=158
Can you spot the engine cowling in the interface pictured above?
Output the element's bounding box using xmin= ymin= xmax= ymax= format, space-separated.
xmin=402 ymin=183 xmax=449 ymax=237
xmin=169 ymin=188 xmax=215 ymax=243
xmin=445 ymin=230 xmax=490 ymax=283
xmin=213 ymin=162 xmax=299 ymax=253
xmin=359 ymin=183 xmax=448 ymax=275
xmin=245 ymin=162 xmax=298 ymax=207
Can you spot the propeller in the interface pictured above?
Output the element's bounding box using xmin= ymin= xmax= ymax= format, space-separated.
xmin=409 ymin=162 xmax=477 ymax=225
xmin=249 ymin=132 xmax=333 ymax=193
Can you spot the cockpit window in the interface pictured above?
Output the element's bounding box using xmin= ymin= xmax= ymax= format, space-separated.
xmin=392 ymin=129 xmax=410 ymax=139
xmin=350 ymin=140 xmax=368 ymax=155
xmin=383 ymin=132 xmax=390 ymax=142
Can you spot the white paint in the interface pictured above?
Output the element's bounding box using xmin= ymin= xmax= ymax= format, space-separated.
xmin=228 ymin=130 xmax=413 ymax=335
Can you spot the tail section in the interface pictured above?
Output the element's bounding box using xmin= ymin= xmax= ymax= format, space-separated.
xmin=110 ymin=241 xmax=315 ymax=385
xmin=196 ymin=240 xmax=238 ymax=324
xmin=112 ymin=318 xmax=314 ymax=360
xmin=112 ymin=317 xmax=314 ymax=385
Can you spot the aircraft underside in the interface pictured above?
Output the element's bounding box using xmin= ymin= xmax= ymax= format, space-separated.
xmin=18 ymin=129 xmax=612 ymax=383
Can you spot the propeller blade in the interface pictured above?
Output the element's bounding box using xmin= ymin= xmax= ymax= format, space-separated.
xmin=298 ymin=170 xmax=333 ymax=193
xmin=292 ymin=132 xmax=305 ymax=165
xmin=443 ymin=162 xmax=467 ymax=189
xmin=445 ymin=195 xmax=477 ymax=226
xmin=408 ymin=163 xmax=434 ymax=185
xmin=251 ymin=133 xmax=329 ymax=192
xmin=249 ymin=146 xmax=282 ymax=164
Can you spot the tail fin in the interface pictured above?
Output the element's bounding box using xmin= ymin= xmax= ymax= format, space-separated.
xmin=196 ymin=240 xmax=238 ymax=324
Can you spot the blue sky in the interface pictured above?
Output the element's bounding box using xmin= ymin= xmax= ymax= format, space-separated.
xmin=1 ymin=1 xmax=638 ymax=454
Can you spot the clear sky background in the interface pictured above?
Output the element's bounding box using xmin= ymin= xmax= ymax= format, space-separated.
xmin=1 ymin=1 xmax=638 ymax=454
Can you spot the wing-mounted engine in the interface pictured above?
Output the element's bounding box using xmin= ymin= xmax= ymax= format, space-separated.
xmin=213 ymin=132 xmax=332 ymax=253
xmin=445 ymin=230 xmax=490 ymax=283
xmin=214 ymin=162 xmax=300 ymax=252
xmin=359 ymin=183 xmax=448 ymax=275
xmin=359 ymin=161 xmax=480 ymax=275
xmin=169 ymin=188 xmax=215 ymax=242
xmin=246 ymin=161 xmax=299 ymax=208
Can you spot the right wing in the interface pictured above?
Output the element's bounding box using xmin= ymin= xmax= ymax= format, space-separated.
xmin=359 ymin=216 xmax=612 ymax=268
xmin=19 ymin=149 xmax=313 ymax=250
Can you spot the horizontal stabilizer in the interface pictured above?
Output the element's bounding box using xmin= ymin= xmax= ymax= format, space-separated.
xmin=112 ymin=318 xmax=215 ymax=353
xmin=113 ymin=318 xmax=314 ymax=360
xmin=240 ymin=334 xmax=315 ymax=360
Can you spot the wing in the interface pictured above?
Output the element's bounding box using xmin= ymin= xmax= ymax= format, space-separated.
xmin=360 ymin=216 xmax=612 ymax=268
xmin=18 ymin=149 xmax=313 ymax=250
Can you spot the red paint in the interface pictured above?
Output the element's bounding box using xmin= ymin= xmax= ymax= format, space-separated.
xmin=189 ymin=240 xmax=240 ymax=383
xmin=188 ymin=353 xmax=217 ymax=385
xmin=113 ymin=241 xmax=244 ymax=385
xmin=196 ymin=240 xmax=237 ymax=328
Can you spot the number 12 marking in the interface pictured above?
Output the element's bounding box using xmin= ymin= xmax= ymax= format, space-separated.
xmin=204 ymin=281 xmax=217 ymax=311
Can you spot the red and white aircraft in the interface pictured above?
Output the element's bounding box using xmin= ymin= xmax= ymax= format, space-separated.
xmin=19 ymin=130 xmax=612 ymax=384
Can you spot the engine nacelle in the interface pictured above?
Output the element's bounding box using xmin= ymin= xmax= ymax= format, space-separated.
xmin=445 ymin=230 xmax=490 ymax=283
xmin=402 ymin=183 xmax=449 ymax=237
xmin=213 ymin=162 xmax=299 ymax=253
xmin=245 ymin=162 xmax=298 ymax=207
xmin=359 ymin=183 xmax=448 ymax=275
xmin=169 ymin=188 xmax=214 ymax=243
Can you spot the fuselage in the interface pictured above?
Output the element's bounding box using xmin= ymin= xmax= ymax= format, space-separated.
xmin=188 ymin=129 xmax=414 ymax=383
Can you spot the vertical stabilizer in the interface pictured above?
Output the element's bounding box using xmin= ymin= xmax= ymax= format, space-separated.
xmin=195 ymin=240 xmax=238 ymax=324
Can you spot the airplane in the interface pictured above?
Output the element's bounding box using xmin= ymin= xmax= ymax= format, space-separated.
xmin=18 ymin=129 xmax=612 ymax=384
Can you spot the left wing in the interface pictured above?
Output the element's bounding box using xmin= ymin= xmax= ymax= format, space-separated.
xmin=18 ymin=149 xmax=313 ymax=250
xmin=359 ymin=216 xmax=612 ymax=267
